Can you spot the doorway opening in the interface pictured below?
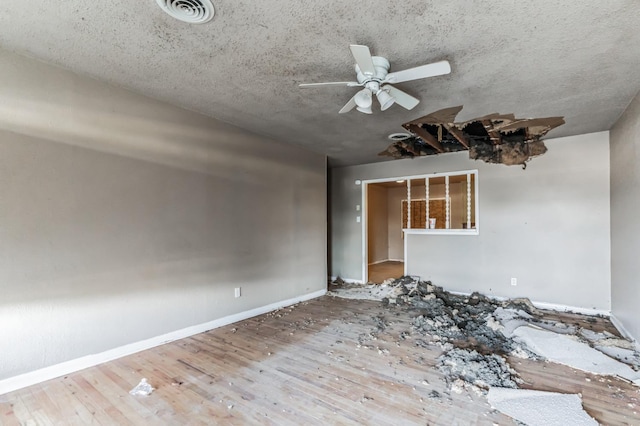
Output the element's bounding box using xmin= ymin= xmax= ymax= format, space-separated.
xmin=366 ymin=180 xmax=406 ymax=283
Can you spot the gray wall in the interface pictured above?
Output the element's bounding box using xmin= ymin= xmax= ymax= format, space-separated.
xmin=367 ymin=185 xmax=388 ymax=263
xmin=331 ymin=132 xmax=611 ymax=310
xmin=0 ymin=49 xmax=327 ymax=380
xmin=610 ymin=90 xmax=640 ymax=340
xmin=387 ymin=187 xmax=405 ymax=261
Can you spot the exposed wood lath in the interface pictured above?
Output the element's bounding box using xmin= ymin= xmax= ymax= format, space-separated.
xmin=380 ymin=106 xmax=565 ymax=168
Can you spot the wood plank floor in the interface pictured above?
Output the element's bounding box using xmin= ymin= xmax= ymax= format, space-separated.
xmin=368 ymin=261 xmax=404 ymax=284
xmin=1 ymin=296 xmax=639 ymax=425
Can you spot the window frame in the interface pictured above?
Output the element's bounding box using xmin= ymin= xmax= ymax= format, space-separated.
xmin=363 ymin=169 xmax=479 ymax=237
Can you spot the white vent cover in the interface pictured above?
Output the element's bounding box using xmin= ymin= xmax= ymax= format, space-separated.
xmin=156 ymin=0 xmax=215 ymax=24
xmin=388 ymin=132 xmax=411 ymax=141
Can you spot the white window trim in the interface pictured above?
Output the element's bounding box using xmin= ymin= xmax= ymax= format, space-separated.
xmin=404 ymin=228 xmax=478 ymax=235
xmin=370 ymin=169 xmax=479 ymax=235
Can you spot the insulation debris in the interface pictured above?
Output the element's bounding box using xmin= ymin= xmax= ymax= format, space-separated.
xmin=129 ymin=378 xmax=154 ymax=396
xmin=379 ymin=105 xmax=564 ymax=167
xmin=487 ymin=388 xmax=598 ymax=426
xmin=438 ymin=348 xmax=521 ymax=391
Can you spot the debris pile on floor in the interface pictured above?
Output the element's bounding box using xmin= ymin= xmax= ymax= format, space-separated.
xmin=438 ymin=348 xmax=521 ymax=393
xmin=329 ymin=276 xmax=640 ymax=393
xmin=327 ymin=277 xmax=406 ymax=301
xmin=408 ymin=290 xmax=537 ymax=358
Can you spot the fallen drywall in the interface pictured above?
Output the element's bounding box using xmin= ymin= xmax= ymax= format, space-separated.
xmin=487 ymin=388 xmax=598 ymax=426
xmin=512 ymin=326 xmax=640 ymax=384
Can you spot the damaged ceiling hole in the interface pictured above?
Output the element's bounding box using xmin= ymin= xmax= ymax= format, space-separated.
xmin=380 ymin=106 xmax=565 ymax=168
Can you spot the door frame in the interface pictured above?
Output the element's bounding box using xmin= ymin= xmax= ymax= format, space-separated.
xmin=361 ymin=176 xmax=414 ymax=283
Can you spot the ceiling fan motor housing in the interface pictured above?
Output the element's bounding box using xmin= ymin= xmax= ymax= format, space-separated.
xmin=355 ymin=56 xmax=390 ymax=83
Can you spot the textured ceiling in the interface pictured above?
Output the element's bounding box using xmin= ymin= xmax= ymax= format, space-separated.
xmin=1 ymin=1 xmax=639 ymax=167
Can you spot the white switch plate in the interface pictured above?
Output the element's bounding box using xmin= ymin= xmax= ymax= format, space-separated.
xmin=234 ymin=287 xmax=241 ymax=298
xmin=356 ymin=216 xmax=361 ymax=223
xmin=510 ymin=278 xmax=517 ymax=286
xmin=356 ymin=205 xmax=360 ymax=211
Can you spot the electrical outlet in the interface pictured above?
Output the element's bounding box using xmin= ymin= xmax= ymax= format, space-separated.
xmin=234 ymin=287 xmax=241 ymax=298
xmin=511 ymin=278 xmax=517 ymax=286
xmin=356 ymin=204 xmax=360 ymax=211
xmin=356 ymin=216 xmax=361 ymax=223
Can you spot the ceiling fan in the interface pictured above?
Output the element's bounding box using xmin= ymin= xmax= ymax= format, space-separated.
xmin=299 ymin=45 xmax=451 ymax=114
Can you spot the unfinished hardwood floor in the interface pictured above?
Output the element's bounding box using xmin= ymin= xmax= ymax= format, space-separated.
xmin=1 ymin=296 xmax=639 ymax=425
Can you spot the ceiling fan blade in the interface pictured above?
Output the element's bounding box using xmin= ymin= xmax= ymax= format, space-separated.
xmin=339 ymin=95 xmax=357 ymax=114
xmin=384 ymin=60 xmax=451 ymax=84
xmin=299 ymin=81 xmax=360 ymax=88
xmin=384 ymin=85 xmax=420 ymax=110
xmin=349 ymin=45 xmax=376 ymax=76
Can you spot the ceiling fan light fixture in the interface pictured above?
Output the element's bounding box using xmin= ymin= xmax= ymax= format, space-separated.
xmin=356 ymin=105 xmax=373 ymax=114
xmin=376 ymin=89 xmax=395 ymax=111
xmin=354 ymin=89 xmax=373 ymax=109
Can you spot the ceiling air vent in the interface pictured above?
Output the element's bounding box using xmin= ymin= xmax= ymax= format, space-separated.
xmin=388 ymin=132 xmax=411 ymax=141
xmin=156 ymin=0 xmax=215 ymax=24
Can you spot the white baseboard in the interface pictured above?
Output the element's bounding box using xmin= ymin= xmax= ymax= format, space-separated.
xmin=0 ymin=289 xmax=327 ymax=396
xmin=329 ymin=276 xmax=363 ymax=284
xmin=530 ymin=300 xmax=610 ymax=317
xmin=610 ymin=314 xmax=640 ymax=348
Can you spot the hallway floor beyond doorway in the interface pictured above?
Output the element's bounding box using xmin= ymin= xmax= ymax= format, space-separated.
xmin=368 ymin=260 xmax=404 ymax=283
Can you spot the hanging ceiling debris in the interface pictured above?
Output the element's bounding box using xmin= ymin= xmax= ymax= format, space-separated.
xmin=379 ymin=106 xmax=565 ymax=168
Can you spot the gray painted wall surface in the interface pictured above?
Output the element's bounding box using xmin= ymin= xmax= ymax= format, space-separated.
xmin=330 ymin=132 xmax=611 ymax=310
xmin=610 ymin=91 xmax=640 ymax=340
xmin=387 ymin=187 xmax=405 ymax=261
xmin=0 ymin=50 xmax=327 ymax=380
xmin=367 ymin=185 xmax=388 ymax=264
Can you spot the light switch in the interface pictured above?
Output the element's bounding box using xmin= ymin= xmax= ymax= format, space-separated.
xmin=356 ymin=216 xmax=361 ymax=223
xmin=356 ymin=205 xmax=360 ymax=211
